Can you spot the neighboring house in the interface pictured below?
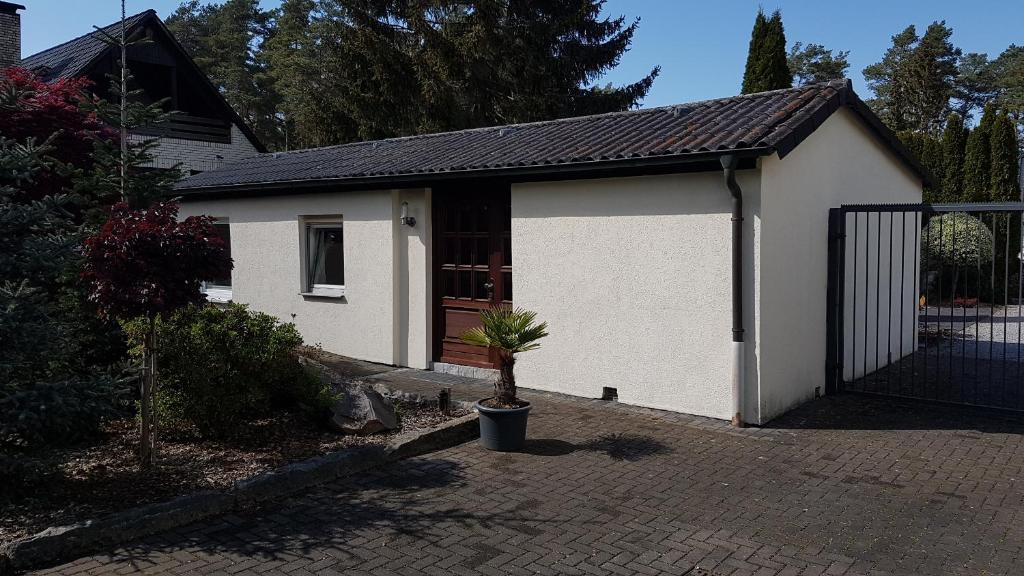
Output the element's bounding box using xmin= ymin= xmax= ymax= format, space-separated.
xmin=1 ymin=2 xmax=264 ymax=173
xmin=174 ymin=79 xmax=926 ymax=426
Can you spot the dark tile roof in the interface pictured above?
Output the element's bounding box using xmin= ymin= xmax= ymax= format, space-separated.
xmin=177 ymin=80 xmax=928 ymax=194
xmin=21 ymin=10 xmax=153 ymax=82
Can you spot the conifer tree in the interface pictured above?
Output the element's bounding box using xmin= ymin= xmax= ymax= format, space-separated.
xmin=920 ymin=134 xmax=945 ymax=202
xmin=741 ymin=10 xmax=768 ymax=94
xmin=941 ymin=113 xmax=968 ymax=201
xmin=741 ymin=9 xmax=791 ymax=94
xmin=963 ymin=103 xmax=996 ymax=200
xmin=989 ymin=110 xmax=1022 ymax=201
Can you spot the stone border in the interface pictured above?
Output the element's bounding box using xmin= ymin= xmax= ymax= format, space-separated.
xmin=0 ymin=412 xmax=479 ymax=575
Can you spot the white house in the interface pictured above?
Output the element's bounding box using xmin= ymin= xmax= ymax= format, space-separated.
xmin=6 ymin=4 xmax=264 ymax=173
xmin=174 ymin=80 xmax=926 ymax=426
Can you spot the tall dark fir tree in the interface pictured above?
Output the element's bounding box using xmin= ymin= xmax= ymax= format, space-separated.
xmin=741 ymin=9 xmax=791 ymax=94
xmin=940 ymin=113 xmax=968 ymax=201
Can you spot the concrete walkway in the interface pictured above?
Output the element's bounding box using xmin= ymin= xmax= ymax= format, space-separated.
xmin=32 ymin=358 xmax=1024 ymax=576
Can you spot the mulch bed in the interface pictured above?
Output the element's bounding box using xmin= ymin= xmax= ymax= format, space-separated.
xmin=1 ymin=402 xmax=468 ymax=543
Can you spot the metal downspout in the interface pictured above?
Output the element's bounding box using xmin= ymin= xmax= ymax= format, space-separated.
xmin=720 ymin=154 xmax=745 ymax=427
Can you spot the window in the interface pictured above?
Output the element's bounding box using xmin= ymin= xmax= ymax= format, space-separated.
xmin=201 ymin=219 xmax=232 ymax=303
xmin=303 ymin=219 xmax=344 ymax=297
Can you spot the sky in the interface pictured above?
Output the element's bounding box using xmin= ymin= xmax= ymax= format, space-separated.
xmin=17 ymin=0 xmax=1024 ymax=109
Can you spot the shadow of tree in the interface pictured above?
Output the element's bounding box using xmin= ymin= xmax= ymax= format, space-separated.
xmin=521 ymin=433 xmax=673 ymax=461
xmin=101 ymin=457 xmax=561 ymax=568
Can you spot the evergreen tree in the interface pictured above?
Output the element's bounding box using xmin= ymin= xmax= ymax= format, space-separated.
xmin=920 ymin=134 xmax=945 ymax=202
xmin=864 ymin=26 xmax=919 ymax=131
xmin=864 ymin=22 xmax=960 ymax=132
xmin=953 ymin=52 xmax=997 ymax=121
xmin=940 ymin=113 xmax=967 ymax=201
xmin=169 ymin=0 xmax=658 ymax=147
xmin=989 ymin=110 xmax=1021 ymax=201
xmin=261 ymin=0 xmax=318 ymax=149
xmin=991 ymin=45 xmax=1024 ymax=121
xmin=741 ymin=10 xmax=768 ymax=94
xmin=963 ymin=103 xmax=996 ymax=200
xmin=787 ymin=42 xmax=850 ymax=86
xmin=910 ymin=22 xmax=961 ymax=132
xmin=741 ymin=9 xmax=791 ymax=94
xmin=166 ymin=0 xmax=278 ymax=146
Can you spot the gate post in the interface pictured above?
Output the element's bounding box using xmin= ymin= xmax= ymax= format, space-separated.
xmin=825 ymin=208 xmax=843 ymax=395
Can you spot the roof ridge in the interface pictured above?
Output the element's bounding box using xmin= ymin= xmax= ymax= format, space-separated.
xmin=263 ymin=80 xmax=849 ymax=159
xmin=21 ymin=9 xmax=154 ymax=62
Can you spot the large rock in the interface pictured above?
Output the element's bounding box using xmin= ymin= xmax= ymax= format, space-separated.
xmin=328 ymin=383 xmax=398 ymax=435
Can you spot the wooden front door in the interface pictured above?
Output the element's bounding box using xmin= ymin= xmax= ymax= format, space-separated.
xmin=434 ymin=185 xmax=512 ymax=368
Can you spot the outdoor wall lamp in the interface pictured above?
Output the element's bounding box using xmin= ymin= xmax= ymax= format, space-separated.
xmin=400 ymin=202 xmax=416 ymax=227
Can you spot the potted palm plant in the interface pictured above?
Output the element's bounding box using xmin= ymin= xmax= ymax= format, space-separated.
xmin=461 ymin=306 xmax=548 ymax=451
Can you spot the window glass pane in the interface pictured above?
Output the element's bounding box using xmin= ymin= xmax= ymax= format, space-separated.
xmin=442 ymin=237 xmax=457 ymax=265
xmin=208 ymin=222 xmax=231 ymax=287
xmin=502 ymin=236 xmax=511 ymax=266
xmin=458 ymin=270 xmax=471 ymax=299
xmin=503 ymin=272 xmax=513 ymax=302
xmin=442 ymin=270 xmax=456 ymax=298
xmin=476 ymin=238 xmax=489 ymax=266
xmin=459 ymin=238 xmax=472 ymax=266
xmin=474 ymin=271 xmax=488 ymax=300
xmin=308 ymin=225 xmax=344 ymax=287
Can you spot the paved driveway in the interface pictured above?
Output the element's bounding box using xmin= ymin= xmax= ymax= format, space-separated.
xmin=33 ymin=367 xmax=1024 ymax=576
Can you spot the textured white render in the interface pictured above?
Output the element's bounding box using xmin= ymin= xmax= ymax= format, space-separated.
xmin=511 ymin=173 xmax=762 ymax=420
xmin=178 ymin=188 xmax=433 ymax=368
xmin=758 ymin=108 xmax=923 ymax=423
xmin=133 ymin=124 xmax=259 ymax=173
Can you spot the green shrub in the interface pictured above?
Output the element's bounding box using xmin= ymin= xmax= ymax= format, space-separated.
xmin=922 ymin=213 xmax=994 ymax=268
xmin=0 ymin=371 xmax=132 ymax=449
xmin=126 ymin=303 xmax=330 ymax=438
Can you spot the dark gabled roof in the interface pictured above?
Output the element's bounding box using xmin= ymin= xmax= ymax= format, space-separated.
xmin=21 ymin=10 xmax=266 ymax=153
xmin=21 ymin=10 xmax=152 ymax=82
xmin=176 ymin=80 xmax=928 ymax=195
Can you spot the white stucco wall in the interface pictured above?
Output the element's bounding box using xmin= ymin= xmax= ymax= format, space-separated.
xmin=134 ymin=124 xmax=260 ymax=173
xmin=758 ymin=108 xmax=923 ymax=423
xmin=178 ymin=188 xmax=432 ymax=368
xmin=511 ymin=172 xmax=761 ymax=420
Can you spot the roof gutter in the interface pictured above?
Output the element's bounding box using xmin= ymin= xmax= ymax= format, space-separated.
xmin=720 ymin=154 xmax=746 ymax=428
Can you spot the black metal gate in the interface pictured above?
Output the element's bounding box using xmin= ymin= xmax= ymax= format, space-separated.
xmin=826 ymin=203 xmax=1024 ymax=410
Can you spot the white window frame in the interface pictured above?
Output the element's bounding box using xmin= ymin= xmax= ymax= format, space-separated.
xmin=201 ymin=218 xmax=232 ymax=303
xmin=301 ymin=217 xmax=345 ymax=298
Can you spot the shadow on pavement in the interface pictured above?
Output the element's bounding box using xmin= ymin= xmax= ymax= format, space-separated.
xmin=521 ymin=433 xmax=673 ymax=461
xmin=766 ymin=393 xmax=1024 ymax=434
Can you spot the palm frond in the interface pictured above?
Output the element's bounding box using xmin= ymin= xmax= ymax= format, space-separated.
xmin=460 ymin=305 xmax=548 ymax=354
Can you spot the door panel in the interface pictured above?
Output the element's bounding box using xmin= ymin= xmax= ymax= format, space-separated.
xmin=434 ymin=185 xmax=512 ymax=369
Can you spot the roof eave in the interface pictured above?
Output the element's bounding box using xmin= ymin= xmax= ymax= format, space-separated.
xmin=174 ymin=147 xmax=772 ymax=199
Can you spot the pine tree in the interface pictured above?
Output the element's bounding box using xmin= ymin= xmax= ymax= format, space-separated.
xmin=963 ymin=103 xmax=996 ymax=200
xmin=989 ymin=110 xmax=1022 ymax=201
xmin=741 ymin=9 xmax=791 ymax=94
xmin=787 ymin=42 xmax=850 ymax=86
xmin=910 ymin=22 xmax=961 ymax=132
xmin=261 ymin=0 xmax=318 ymax=149
xmin=864 ymin=22 xmax=960 ymax=132
xmin=940 ymin=113 xmax=967 ymax=201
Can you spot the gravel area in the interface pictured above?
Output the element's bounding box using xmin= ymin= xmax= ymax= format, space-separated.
xmin=0 ymin=402 xmax=468 ymax=543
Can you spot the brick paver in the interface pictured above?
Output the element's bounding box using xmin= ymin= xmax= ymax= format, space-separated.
xmin=31 ymin=363 xmax=1024 ymax=575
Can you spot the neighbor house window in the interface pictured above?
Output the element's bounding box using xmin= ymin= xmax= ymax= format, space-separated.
xmin=201 ymin=218 xmax=232 ymax=303
xmin=303 ymin=219 xmax=344 ymax=297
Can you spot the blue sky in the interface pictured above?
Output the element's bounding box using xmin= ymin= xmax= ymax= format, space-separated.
xmin=19 ymin=0 xmax=1024 ymax=108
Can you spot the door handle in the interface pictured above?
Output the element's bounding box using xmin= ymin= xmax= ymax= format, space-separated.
xmin=484 ymin=278 xmax=495 ymax=299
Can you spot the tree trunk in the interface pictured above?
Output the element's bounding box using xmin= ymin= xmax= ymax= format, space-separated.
xmin=495 ymin=351 xmax=516 ymax=405
xmin=139 ymin=316 xmax=156 ymax=466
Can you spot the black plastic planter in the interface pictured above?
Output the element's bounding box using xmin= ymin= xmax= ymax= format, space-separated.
xmin=475 ymin=400 xmax=531 ymax=451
